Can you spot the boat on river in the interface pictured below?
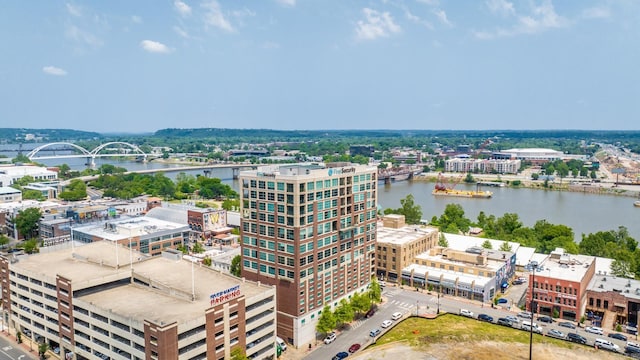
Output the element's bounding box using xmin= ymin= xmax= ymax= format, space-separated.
xmin=634 ymin=201 xmax=640 ymax=207
xmin=432 ymin=188 xmax=493 ymax=198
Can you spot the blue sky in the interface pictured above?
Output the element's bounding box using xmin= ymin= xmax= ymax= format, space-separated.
xmin=1 ymin=1 xmax=638 ymax=133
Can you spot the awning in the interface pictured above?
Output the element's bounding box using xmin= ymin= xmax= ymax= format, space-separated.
xmin=614 ymin=303 xmax=626 ymax=308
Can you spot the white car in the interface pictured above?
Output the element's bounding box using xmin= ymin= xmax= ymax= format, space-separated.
xmin=324 ymin=332 xmax=337 ymax=344
xmin=381 ymin=320 xmax=393 ymax=328
xmin=391 ymin=312 xmax=402 ymax=321
xmin=586 ymin=326 xmax=604 ymax=335
xmin=460 ymin=309 xmax=474 ymax=318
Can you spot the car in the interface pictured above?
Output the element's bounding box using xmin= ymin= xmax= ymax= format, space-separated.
xmin=567 ymin=333 xmax=588 ymax=344
xmin=391 ymin=312 xmax=402 ymax=321
xmin=365 ymin=308 xmax=376 ymax=318
xmin=626 ymin=342 xmax=640 ymax=355
xmin=512 ymin=279 xmax=524 ymax=285
xmin=497 ymin=318 xmax=513 ymax=327
xmin=348 ymin=343 xmax=361 ymax=353
xmin=332 ymin=351 xmax=349 ymax=360
xmin=381 ymin=320 xmax=393 ymax=328
xmin=595 ymin=338 xmax=620 ymax=352
xmin=379 ymin=281 xmax=386 ymax=288
xmin=609 ymin=332 xmax=628 ymax=341
xmin=537 ymin=315 xmax=554 ymax=323
xmin=558 ymin=321 xmax=576 ymax=329
xmin=517 ymin=311 xmax=532 ymax=319
xmin=324 ymin=332 xmax=337 ymax=344
xmin=547 ymin=329 xmax=566 ymax=339
xmin=460 ymin=309 xmax=474 ymax=318
xmin=505 ymin=315 xmax=519 ymax=324
xmin=477 ymin=314 xmax=494 ymax=323
xmin=521 ymin=321 xmax=543 ymax=334
xmin=586 ymin=326 xmax=604 ymax=335
xmin=497 ymin=298 xmax=509 ymax=304
xmin=369 ymin=328 xmax=381 ymax=337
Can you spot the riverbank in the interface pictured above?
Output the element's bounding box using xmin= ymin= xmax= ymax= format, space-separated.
xmin=412 ymin=173 xmax=640 ymax=198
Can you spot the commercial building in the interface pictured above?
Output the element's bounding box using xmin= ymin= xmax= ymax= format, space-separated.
xmin=239 ymin=163 xmax=378 ymax=347
xmin=0 ymin=242 xmax=277 ymax=360
xmin=444 ymin=158 xmax=521 ymax=174
xmin=71 ymin=216 xmax=190 ymax=256
xmin=493 ymin=148 xmax=563 ymax=164
xmin=0 ymin=186 xmax=22 ymax=203
xmin=0 ymin=164 xmax=58 ymax=187
xmin=526 ymin=248 xmax=596 ymax=321
xmin=187 ymin=208 xmax=233 ymax=243
xmin=376 ymin=214 xmax=438 ymax=282
xmin=586 ymin=273 xmax=640 ymax=330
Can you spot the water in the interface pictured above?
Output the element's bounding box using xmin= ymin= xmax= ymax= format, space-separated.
xmin=379 ymin=181 xmax=640 ymax=241
xmin=3 ymin=145 xmax=638 ymax=241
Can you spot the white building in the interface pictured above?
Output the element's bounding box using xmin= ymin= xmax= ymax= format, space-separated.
xmin=0 ymin=164 xmax=58 ymax=187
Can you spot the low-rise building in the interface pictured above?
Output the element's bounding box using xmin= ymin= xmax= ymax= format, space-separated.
xmin=0 ymin=242 xmax=277 ymax=360
xmin=0 ymin=164 xmax=58 ymax=187
xmin=586 ymin=273 xmax=640 ymax=329
xmin=376 ymin=214 xmax=438 ymax=282
xmin=0 ymin=186 xmax=21 ymax=203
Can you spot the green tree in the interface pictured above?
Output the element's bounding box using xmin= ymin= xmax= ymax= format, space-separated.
xmin=316 ymin=305 xmax=337 ymax=335
xmin=385 ymin=194 xmax=422 ymax=224
xmin=531 ymin=173 xmax=539 ymax=180
xmin=437 ymin=204 xmax=471 ymax=234
xmin=12 ymin=154 xmax=31 ymax=164
xmin=38 ymin=343 xmax=49 ymax=359
xmin=230 ymin=255 xmax=242 ymax=277
xmin=222 ymin=199 xmax=240 ymax=211
xmin=556 ymin=162 xmax=570 ymax=182
xmin=0 ymin=235 xmax=9 ymax=248
xmin=15 ymin=207 xmax=42 ymax=239
xmin=192 ymin=241 xmax=204 ymax=254
xmin=57 ymin=163 xmax=72 ymax=179
xmin=230 ymin=347 xmax=249 ymax=360
xmin=21 ymin=239 xmax=40 ymax=254
xmin=464 ymin=173 xmax=475 ymax=183
xmin=334 ymin=299 xmax=354 ymax=327
xmin=12 ymin=175 xmax=36 ymax=187
xmin=22 ymin=189 xmax=45 ymax=201
xmin=481 ymin=239 xmax=493 ymax=249
xmin=350 ymin=292 xmax=371 ymax=316
xmin=202 ymin=256 xmax=212 ymax=266
xmin=59 ymin=179 xmax=88 ymax=201
xmin=368 ymin=277 xmax=382 ymax=304
xmin=499 ymin=241 xmax=513 ymax=252
xmin=437 ymin=233 xmax=448 ymax=247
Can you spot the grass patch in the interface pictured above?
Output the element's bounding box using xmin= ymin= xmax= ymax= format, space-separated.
xmin=372 ymin=315 xmax=577 ymax=350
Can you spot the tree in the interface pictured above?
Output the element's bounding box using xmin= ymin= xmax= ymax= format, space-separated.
xmin=316 ymin=305 xmax=337 ymax=335
xmin=481 ymin=239 xmax=493 ymax=249
xmin=464 ymin=173 xmax=475 ymax=183
xmin=192 ymin=241 xmax=204 ymax=254
xmin=38 ymin=343 xmax=49 ymax=359
xmin=202 ymin=256 xmax=212 ymax=266
xmin=334 ymin=299 xmax=354 ymax=327
xmin=499 ymin=242 xmax=513 ymax=252
xmin=438 ymin=233 xmax=448 ymax=247
xmin=21 ymin=239 xmax=40 ymax=254
xmin=437 ymin=204 xmax=471 ymax=234
xmin=15 ymin=207 xmax=41 ymax=239
xmin=386 ymin=194 xmax=422 ymax=225
xmin=230 ymin=255 xmax=242 ymax=277
xmin=22 ymin=189 xmax=45 ymax=201
xmin=59 ymin=179 xmax=88 ymax=201
xmin=230 ymin=347 xmax=249 ymax=360
xmin=531 ymin=173 xmax=539 ymax=180
xmin=12 ymin=154 xmax=31 ymax=164
xmin=350 ymin=292 xmax=371 ymax=316
xmin=368 ymin=277 xmax=382 ymax=304
xmin=0 ymin=235 xmax=9 ymax=248
xmin=222 ymin=199 xmax=240 ymax=211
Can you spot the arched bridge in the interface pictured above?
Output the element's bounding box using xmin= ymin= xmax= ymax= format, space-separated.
xmin=26 ymin=141 xmax=149 ymax=166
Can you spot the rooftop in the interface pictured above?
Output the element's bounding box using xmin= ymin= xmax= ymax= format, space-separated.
xmin=377 ymin=225 xmax=437 ymax=246
xmin=73 ymin=216 xmax=188 ymax=241
xmin=414 ymin=251 xmax=505 ymax=272
xmin=402 ymin=263 xmax=494 ymax=288
xmin=535 ymin=250 xmax=595 ymax=283
xmin=241 ymin=163 xmax=376 ymax=179
xmin=12 ymin=242 xmax=272 ymax=324
xmin=0 ymin=186 xmax=21 ymax=195
xmin=587 ymin=274 xmax=640 ymax=301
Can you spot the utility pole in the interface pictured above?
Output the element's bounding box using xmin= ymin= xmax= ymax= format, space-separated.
xmin=529 ymin=261 xmax=538 ymax=360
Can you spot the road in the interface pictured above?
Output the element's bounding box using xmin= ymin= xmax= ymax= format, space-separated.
xmin=303 ymin=285 xmax=637 ymax=359
xmin=0 ymin=334 xmax=36 ymax=360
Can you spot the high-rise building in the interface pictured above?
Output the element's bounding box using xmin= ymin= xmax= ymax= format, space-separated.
xmin=239 ymin=163 xmax=378 ymax=347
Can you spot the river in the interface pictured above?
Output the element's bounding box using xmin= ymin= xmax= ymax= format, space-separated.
xmin=2 ymin=145 xmax=638 ymax=241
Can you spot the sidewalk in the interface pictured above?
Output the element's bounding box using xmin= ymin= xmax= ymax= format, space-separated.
xmin=0 ymin=328 xmax=39 ymax=359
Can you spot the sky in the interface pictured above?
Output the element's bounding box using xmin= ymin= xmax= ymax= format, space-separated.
xmin=1 ymin=0 xmax=639 ymax=133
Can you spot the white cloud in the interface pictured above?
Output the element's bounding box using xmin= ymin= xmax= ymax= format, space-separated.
xmin=42 ymin=66 xmax=68 ymax=76
xmin=355 ymin=8 xmax=401 ymax=41
xmin=173 ymin=26 xmax=189 ymax=38
xmin=581 ymin=6 xmax=610 ymax=19
xmin=131 ymin=15 xmax=142 ymax=24
xmin=202 ymin=1 xmax=234 ymax=32
xmin=65 ymin=25 xmax=103 ymax=48
xmin=486 ymin=0 xmax=515 ymax=17
xmin=474 ymin=0 xmax=567 ymax=40
xmin=432 ymin=9 xmax=452 ymax=26
xmin=140 ymin=40 xmax=173 ymax=54
xmin=66 ymin=3 xmax=82 ymax=17
xmin=405 ymin=10 xmax=433 ymax=29
xmin=276 ymin=0 xmax=296 ymax=7
xmin=174 ymin=0 xmax=192 ymax=17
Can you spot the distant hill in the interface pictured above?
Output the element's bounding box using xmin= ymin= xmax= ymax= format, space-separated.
xmin=0 ymin=128 xmax=103 ymax=143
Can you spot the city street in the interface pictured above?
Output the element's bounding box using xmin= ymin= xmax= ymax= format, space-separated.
xmin=0 ymin=334 xmax=36 ymax=360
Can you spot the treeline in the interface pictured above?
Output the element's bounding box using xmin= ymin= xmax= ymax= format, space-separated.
xmin=427 ymin=203 xmax=640 ymax=279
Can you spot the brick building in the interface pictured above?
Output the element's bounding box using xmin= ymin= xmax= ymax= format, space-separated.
xmin=586 ymin=273 xmax=640 ymax=330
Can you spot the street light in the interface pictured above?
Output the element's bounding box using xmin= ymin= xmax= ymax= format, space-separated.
xmin=437 ymin=293 xmax=440 ymax=314
xmin=528 ymin=261 xmax=539 ymax=360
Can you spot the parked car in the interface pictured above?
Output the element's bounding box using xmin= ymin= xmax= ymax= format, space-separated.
xmin=332 ymin=351 xmax=349 ymax=360
xmin=512 ymin=279 xmax=525 ymax=285
xmin=369 ymin=328 xmax=381 ymax=337
xmin=567 ymin=333 xmax=588 ymax=344
xmin=324 ymin=332 xmax=337 ymax=344
xmin=537 ymin=315 xmax=554 ymax=323
xmin=497 ymin=298 xmax=509 ymax=304
xmin=348 ymin=343 xmax=361 ymax=353
xmin=521 ymin=320 xmax=542 ymax=334
xmin=365 ymin=307 xmax=376 ymax=318
xmin=547 ymin=329 xmax=566 ymax=339
xmin=609 ymin=333 xmax=628 ymax=341
xmin=460 ymin=309 xmax=474 ymax=318
xmin=517 ymin=311 xmax=532 ymax=319
xmin=381 ymin=320 xmax=393 ymax=328
xmin=586 ymin=326 xmax=604 ymax=335
xmin=505 ymin=315 xmax=519 ymax=324
xmin=626 ymin=342 xmax=640 ymax=355
xmin=558 ymin=321 xmax=576 ymax=329
xmin=478 ymin=314 xmax=494 ymax=323
xmin=595 ymin=338 xmax=620 ymax=352
xmin=391 ymin=312 xmax=403 ymax=321
xmin=497 ymin=318 xmax=513 ymax=327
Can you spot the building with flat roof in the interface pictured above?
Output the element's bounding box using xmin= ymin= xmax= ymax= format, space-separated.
xmin=0 ymin=186 xmax=21 ymax=203
xmin=586 ymin=273 xmax=640 ymax=330
xmin=376 ymin=214 xmax=438 ymax=283
xmin=239 ymin=163 xmax=378 ymax=347
xmin=71 ymin=216 xmax=190 ymax=256
xmin=0 ymin=241 xmax=277 ymax=360
xmin=402 ymin=263 xmax=495 ymax=302
xmin=495 ymin=148 xmax=563 ymax=164
xmin=444 ymin=158 xmax=521 ymax=174
xmin=0 ymin=164 xmax=58 ymax=187
xmin=526 ymin=248 xmax=596 ymax=321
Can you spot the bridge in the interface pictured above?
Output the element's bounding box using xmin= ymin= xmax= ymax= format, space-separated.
xmin=26 ymin=142 xmax=149 ymax=167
